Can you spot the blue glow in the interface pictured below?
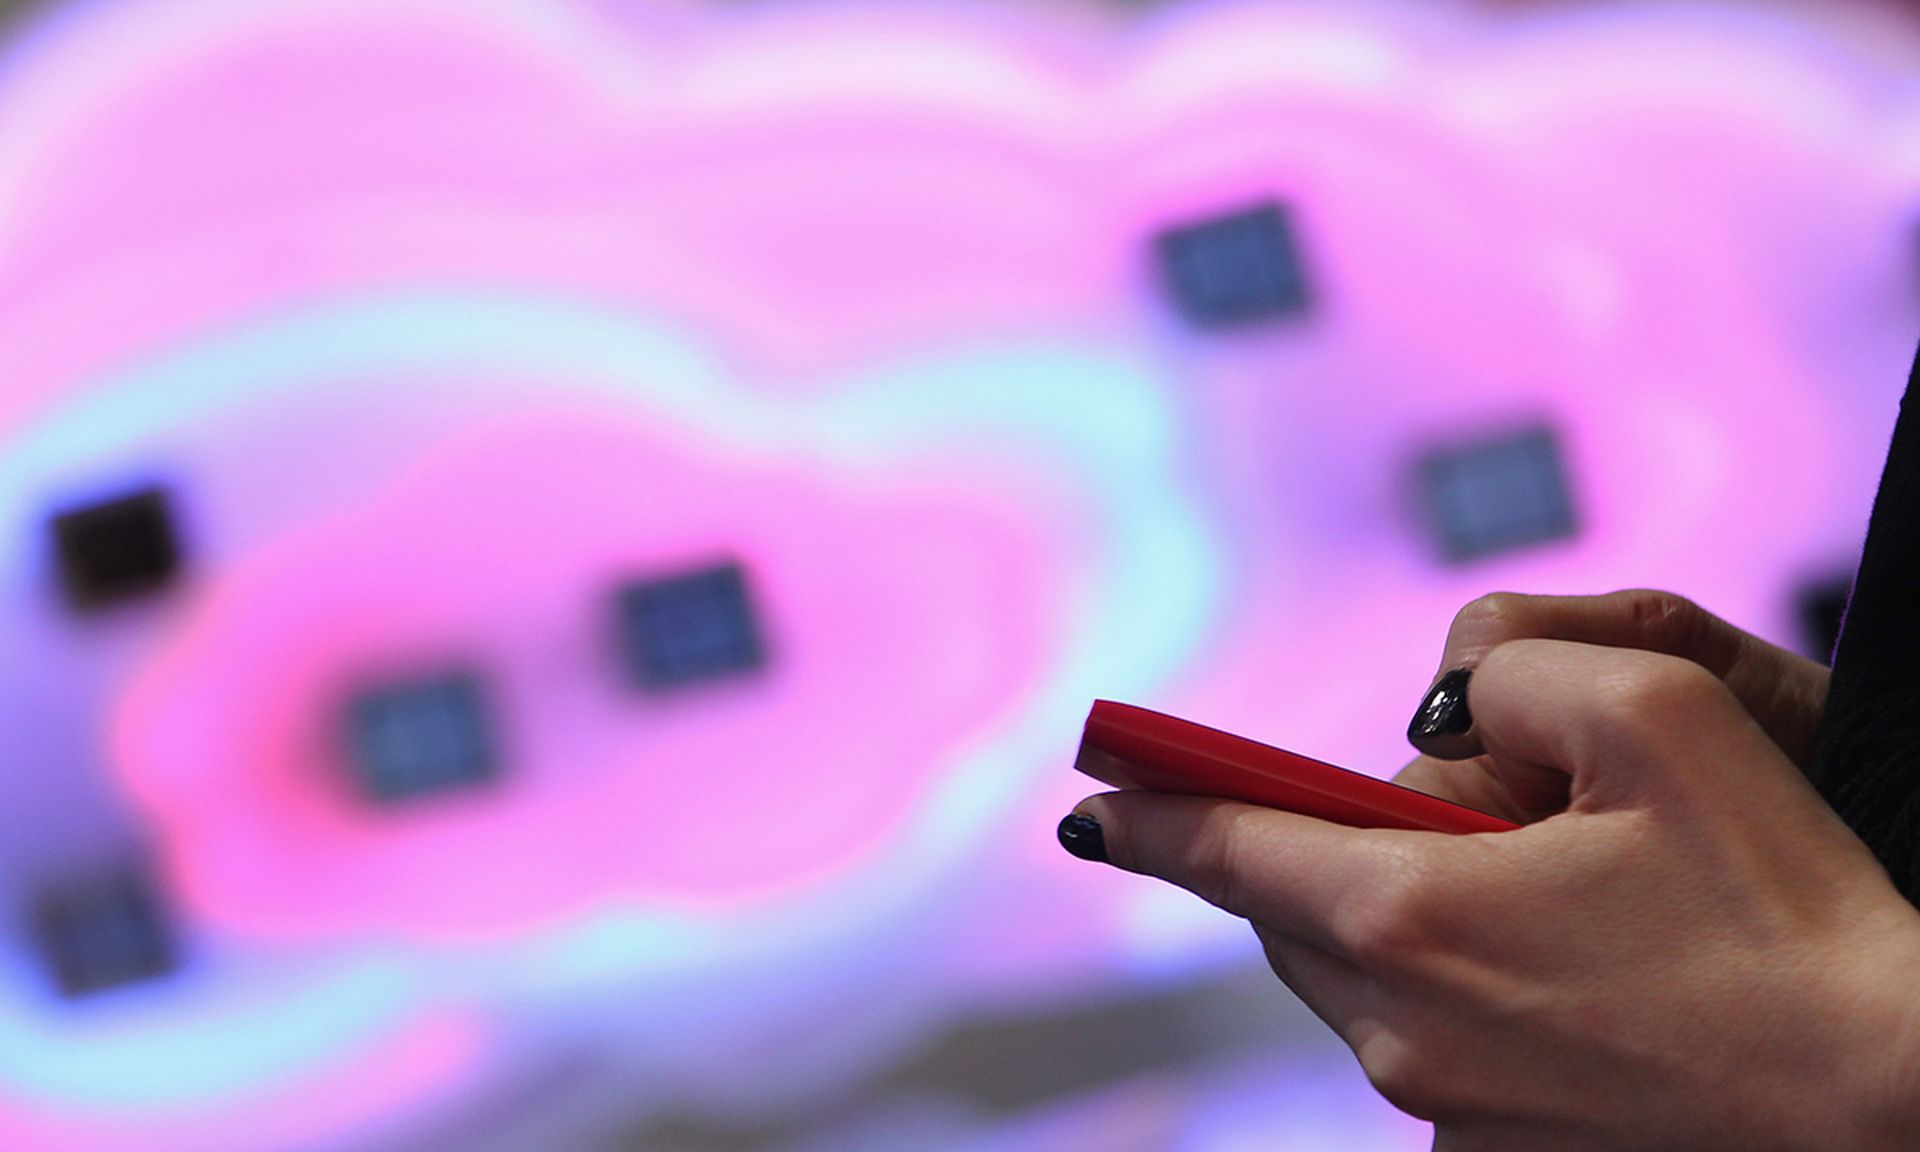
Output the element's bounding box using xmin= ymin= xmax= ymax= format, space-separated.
xmin=0 ymin=956 xmax=418 ymax=1108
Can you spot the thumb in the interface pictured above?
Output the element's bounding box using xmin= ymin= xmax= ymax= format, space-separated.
xmin=1421 ymin=590 xmax=1827 ymax=768
xmin=1469 ymin=638 xmax=1783 ymax=813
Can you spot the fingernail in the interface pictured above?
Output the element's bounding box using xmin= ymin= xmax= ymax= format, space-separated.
xmin=1407 ymin=667 xmax=1483 ymax=760
xmin=1057 ymin=813 xmax=1108 ymax=863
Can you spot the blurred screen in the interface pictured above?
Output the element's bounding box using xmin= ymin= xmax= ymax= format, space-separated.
xmin=0 ymin=0 xmax=1915 ymax=1149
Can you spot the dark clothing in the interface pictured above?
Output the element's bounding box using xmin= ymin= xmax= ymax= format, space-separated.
xmin=1812 ymin=345 xmax=1920 ymax=903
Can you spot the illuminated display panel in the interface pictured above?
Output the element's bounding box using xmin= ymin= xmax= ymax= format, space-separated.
xmin=0 ymin=1 xmax=1912 ymax=1148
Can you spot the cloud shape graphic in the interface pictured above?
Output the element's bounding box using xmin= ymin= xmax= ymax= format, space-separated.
xmin=0 ymin=0 xmax=1910 ymax=1148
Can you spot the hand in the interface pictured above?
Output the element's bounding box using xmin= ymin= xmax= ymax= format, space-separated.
xmin=1069 ymin=638 xmax=1920 ymax=1150
xmin=1397 ymin=590 xmax=1830 ymax=824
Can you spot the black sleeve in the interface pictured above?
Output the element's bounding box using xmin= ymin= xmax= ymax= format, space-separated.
xmin=1810 ymin=343 xmax=1920 ymax=905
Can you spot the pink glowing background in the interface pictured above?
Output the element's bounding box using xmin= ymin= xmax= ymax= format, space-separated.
xmin=0 ymin=1 xmax=1915 ymax=1149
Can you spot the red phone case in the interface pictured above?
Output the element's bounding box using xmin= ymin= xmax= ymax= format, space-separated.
xmin=1075 ymin=700 xmax=1518 ymax=834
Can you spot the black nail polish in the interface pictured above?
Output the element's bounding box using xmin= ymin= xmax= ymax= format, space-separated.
xmin=1057 ymin=813 xmax=1108 ymax=863
xmin=1407 ymin=667 xmax=1482 ymax=760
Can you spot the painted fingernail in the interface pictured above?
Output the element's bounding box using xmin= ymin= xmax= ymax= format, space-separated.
xmin=1407 ymin=667 xmax=1483 ymax=760
xmin=1057 ymin=813 xmax=1108 ymax=863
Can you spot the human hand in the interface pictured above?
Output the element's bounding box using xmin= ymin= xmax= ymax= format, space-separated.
xmin=1397 ymin=590 xmax=1830 ymax=823
xmin=1064 ymin=638 xmax=1920 ymax=1151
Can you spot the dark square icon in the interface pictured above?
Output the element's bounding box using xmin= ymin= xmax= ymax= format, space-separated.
xmin=50 ymin=485 xmax=183 ymax=610
xmin=1794 ymin=572 xmax=1854 ymax=663
xmin=345 ymin=671 xmax=498 ymax=804
xmin=32 ymin=868 xmax=178 ymax=998
xmin=1155 ymin=200 xmax=1311 ymax=329
xmin=1416 ymin=426 xmax=1579 ymax=563
xmin=616 ymin=560 xmax=767 ymax=691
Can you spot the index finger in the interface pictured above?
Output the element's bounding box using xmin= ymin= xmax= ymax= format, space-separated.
xmin=1432 ymin=589 xmax=1747 ymax=678
xmin=1070 ymin=789 xmax=1409 ymax=957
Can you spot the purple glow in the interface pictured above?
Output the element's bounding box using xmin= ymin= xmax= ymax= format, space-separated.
xmin=0 ymin=0 xmax=1913 ymax=1148
xmin=113 ymin=405 xmax=1075 ymax=935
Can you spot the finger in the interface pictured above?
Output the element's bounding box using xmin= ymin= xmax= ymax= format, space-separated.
xmin=1417 ymin=590 xmax=1828 ymax=766
xmin=1434 ymin=589 xmax=1749 ymax=678
xmin=1071 ymin=789 xmax=1399 ymax=957
xmin=1468 ymin=638 xmax=1782 ymax=810
xmin=1253 ymin=922 xmax=1382 ymax=1048
xmin=1391 ymin=754 xmax=1547 ymax=825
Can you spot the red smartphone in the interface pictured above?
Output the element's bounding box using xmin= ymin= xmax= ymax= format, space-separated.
xmin=1075 ymin=700 xmax=1518 ymax=834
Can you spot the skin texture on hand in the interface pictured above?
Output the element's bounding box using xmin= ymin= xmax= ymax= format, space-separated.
xmin=1397 ymin=589 xmax=1831 ymax=823
xmin=1072 ymin=593 xmax=1920 ymax=1151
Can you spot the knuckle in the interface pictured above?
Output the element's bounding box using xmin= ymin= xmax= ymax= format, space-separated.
xmin=1450 ymin=591 xmax=1528 ymax=641
xmin=1617 ymin=588 xmax=1710 ymax=652
xmin=1330 ymin=853 xmax=1436 ymax=972
xmin=1179 ymin=807 xmax=1257 ymax=917
xmin=1593 ymin=651 xmax=1721 ymax=732
xmin=1355 ymin=1031 xmax=1448 ymax=1121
